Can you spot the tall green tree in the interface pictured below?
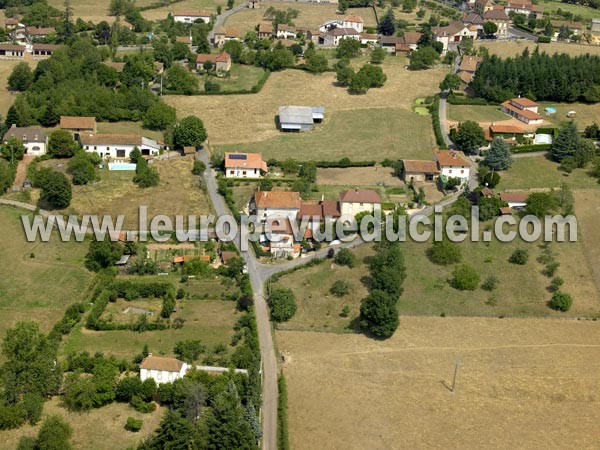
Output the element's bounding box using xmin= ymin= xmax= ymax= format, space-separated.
xmin=378 ymin=8 xmax=396 ymax=36
xmin=34 ymin=415 xmax=73 ymax=450
xmin=359 ymin=290 xmax=399 ymax=338
xmin=48 ymin=130 xmax=79 ymax=158
xmin=483 ymin=137 xmax=513 ymax=170
xmin=7 ymin=63 xmax=34 ymax=92
xmin=1 ymin=137 xmax=26 ymax=163
xmin=173 ymin=116 xmax=207 ymax=149
xmin=550 ymin=121 xmax=579 ymax=162
xmin=451 ymin=120 xmax=486 ymax=154
xmin=39 ymin=170 xmax=72 ymax=209
xmin=409 ymin=46 xmax=439 ymax=69
xmin=483 ymin=21 xmax=498 ymax=36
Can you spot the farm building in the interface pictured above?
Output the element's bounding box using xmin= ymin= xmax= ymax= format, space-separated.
xmin=60 ymin=116 xmax=97 ymax=135
xmin=196 ymin=52 xmax=232 ymax=72
xmin=140 ymin=355 xmax=188 ymax=385
xmin=278 ymin=106 xmax=324 ymax=131
xmin=499 ymin=192 xmax=529 ymax=209
xmin=402 ymin=160 xmax=440 ymax=182
xmin=592 ymin=18 xmax=600 ymax=32
xmin=0 ymin=44 xmax=26 ymax=57
xmin=224 ymin=152 xmax=268 ymax=179
xmin=80 ymin=134 xmax=161 ymax=159
xmin=500 ymin=98 xmax=544 ymax=125
xmin=258 ymin=22 xmax=273 ymax=38
xmin=339 ymin=189 xmax=381 ymax=216
xmin=3 ymin=125 xmax=47 ymax=155
xmin=171 ymin=10 xmax=211 ymax=24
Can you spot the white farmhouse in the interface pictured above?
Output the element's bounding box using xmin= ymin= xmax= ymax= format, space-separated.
xmin=80 ymin=133 xmax=161 ymax=159
xmin=171 ymin=10 xmax=211 ymax=24
xmin=251 ymin=191 xmax=302 ymax=223
xmin=225 ymin=152 xmax=268 ymax=178
xmin=339 ymin=189 xmax=381 ymax=216
xmin=341 ymin=14 xmax=364 ymax=32
xmin=140 ymin=355 xmax=188 ymax=385
xmin=3 ymin=125 xmax=47 ymax=155
xmin=434 ymin=150 xmax=471 ymax=185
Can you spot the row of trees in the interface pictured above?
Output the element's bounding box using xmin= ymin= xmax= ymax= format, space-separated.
xmin=472 ymin=47 xmax=600 ymax=103
xmin=359 ymin=242 xmax=406 ymax=338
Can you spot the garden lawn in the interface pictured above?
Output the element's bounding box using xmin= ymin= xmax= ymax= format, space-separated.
xmin=476 ymin=40 xmax=600 ymax=58
xmin=447 ymin=104 xmax=510 ymax=123
xmin=96 ymin=121 xmax=164 ymax=142
xmin=0 ymin=59 xmax=37 ymax=116
xmin=536 ymin=0 xmax=600 ymax=22
xmin=538 ymin=102 xmax=600 ymax=129
xmin=200 ymin=65 xmax=267 ymax=92
xmin=0 ymin=206 xmax=92 ymax=357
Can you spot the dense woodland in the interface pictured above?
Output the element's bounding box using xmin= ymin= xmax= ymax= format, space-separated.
xmin=472 ymin=48 xmax=600 ymax=103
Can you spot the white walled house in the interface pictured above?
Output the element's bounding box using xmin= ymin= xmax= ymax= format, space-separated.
xmin=320 ymin=27 xmax=360 ymax=46
xmin=251 ymin=191 xmax=302 ymax=223
xmin=339 ymin=189 xmax=382 ymax=216
xmin=80 ymin=133 xmax=161 ymax=159
xmin=140 ymin=356 xmax=188 ymax=385
xmin=171 ymin=10 xmax=211 ymax=24
xmin=3 ymin=125 xmax=47 ymax=155
xmin=341 ymin=14 xmax=364 ymax=32
xmin=225 ymin=152 xmax=268 ymax=178
xmin=434 ymin=150 xmax=471 ymax=184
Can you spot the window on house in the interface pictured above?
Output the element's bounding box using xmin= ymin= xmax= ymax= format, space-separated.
xmin=116 ymin=149 xmax=126 ymax=158
xmin=461 ymin=170 xmax=464 ymax=174
xmin=157 ymin=371 xmax=162 ymax=380
xmin=448 ymin=169 xmax=453 ymax=173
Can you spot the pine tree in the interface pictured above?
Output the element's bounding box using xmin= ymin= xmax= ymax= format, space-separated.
xmin=550 ymin=121 xmax=579 ymax=162
xmin=483 ymin=137 xmax=513 ymax=170
xmin=378 ymin=8 xmax=396 ymax=36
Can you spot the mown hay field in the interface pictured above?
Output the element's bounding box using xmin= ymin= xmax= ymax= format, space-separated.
xmin=277 ymin=316 xmax=600 ymax=450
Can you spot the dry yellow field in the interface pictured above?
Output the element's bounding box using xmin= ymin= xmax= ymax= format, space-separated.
xmin=141 ymin=0 xmax=230 ymax=21
xmin=164 ymin=58 xmax=447 ymax=146
xmin=572 ymin=189 xmax=600 ymax=297
xmin=0 ymin=60 xmax=37 ymax=116
xmin=35 ymin=157 xmax=211 ymax=227
xmin=224 ymin=3 xmax=377 ymax=35
xmin=477 ymin=40 xmax=600 ymax=58
xmin=0 ymin=397 xmax=164 ymax=450
xmin=278 ymin=316 xmax=600 ymax=450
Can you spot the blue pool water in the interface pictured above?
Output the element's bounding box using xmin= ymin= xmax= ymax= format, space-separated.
xmin=108 ymin=162 xmax=137 ymax=171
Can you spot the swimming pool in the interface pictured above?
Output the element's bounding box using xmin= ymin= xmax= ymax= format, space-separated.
xmin=108 ymin=162 xmax=137 ymax=171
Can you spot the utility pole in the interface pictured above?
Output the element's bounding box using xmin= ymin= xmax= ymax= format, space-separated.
xmin=451 ymin=360 xmax=461 ymax=393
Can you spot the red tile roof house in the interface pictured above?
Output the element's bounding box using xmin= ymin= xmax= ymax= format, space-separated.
xmin=224 ymin=152 xmax=268 ymax=179
xmin=499 ymin=192 xmax=529 ymax=209
xmin=500 ymin=98 xmax=544 ymax=125
xmin=258 ymin=22 xmax=273 ymax=39
xmin=195 ymin=52 xmax=231 ymax=73
xmin=212 ymin=27 xmax=240 ymax=47
xmin=339 ymin=189 xmax=382 ymax=216
xmin=251 ymin=191 xmax=302 ymax=223
xmin=171 ymin=10 xmax=212 ymax=24
xmin=434 ymin=150 xmax=472 ymax=185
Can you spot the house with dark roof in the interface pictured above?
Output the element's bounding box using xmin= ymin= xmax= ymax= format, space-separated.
xmin=340 ymin=189 xmax=381 ymax=216
xmin=0 ymin=44 xmax=26 ymax=57
xmin=483 ymin=9 xmax=511 ymax=37
xmin=3 ymin=125 xmax=47 ymax=155
xmin=319 ymin=27 xmax=360 ymax=46
xmin=31 ymin=44 xmax=59 ymax=57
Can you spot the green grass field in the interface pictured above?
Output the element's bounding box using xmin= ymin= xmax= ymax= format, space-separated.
xmin=217 ymin=107 xmax=436 ymax=162
xmin=497 ymin=155 xmax=600 ymax=190
xmin=0 ymin=206 xmax=93 ymax=351
xmin=536 ymin=0 xmax=600 ymax=22
xmin=448 ymin=104 xmax=510 ymax=123
xmin=201 ymin=65 xmax=267 ymax=92
xmin=274 ymin=227 xmax=599 ymax=333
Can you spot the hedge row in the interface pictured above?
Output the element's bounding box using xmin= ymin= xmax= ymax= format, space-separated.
xmin=515 ymin=23 xmax=535 ymax=34
xmin=430 ymin=95 xmax=448 ymax=150
xmin=511 ymin=144 xmax=552 ymax=153
xmin=268 ymin=158 xmax=376 ymax=169
xmin=269 ymin=258 xmax=325 ymax=284
xmin=109 ymin=280 xmax=174 ymax=300
xmin=277 ymin=374 xmax=290 ymax=450
xmin=447 ymin=95 xmax=494 ymax=106
xmin=537 ymin=36 xmax=552 ymax=43
xmin=174 ymin=69 xmax=271 ymax=96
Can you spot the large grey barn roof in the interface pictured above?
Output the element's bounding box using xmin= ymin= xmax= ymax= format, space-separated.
xmin=278 ymin=106 xmax=324 ymax=125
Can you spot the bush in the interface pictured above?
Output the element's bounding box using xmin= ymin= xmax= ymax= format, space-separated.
xmin=330 ymin=280 xmax=351 ymax=297
xmin=481 ymin=275 xmax=498 ymax=291
xmin=550 ymin=276 xmax=564 ymax=292
xmin=125 ymin=417 xmax=143 ymax=432
xmin=130 ymin=395 xmax=156 ymax=413
xmin=268 ymin=288 xmax=297 ymax=322
xmin=39 ymin=170 xmax=72 ymax=209
xmin=548 ymin=291 xmax=572 ymax=311
xmin=173 ymin=340 xmax=205 ymax=363
xmin=334 ymin=248 xmax=356 ymax=268
xmin=509 ymin=249 xmax=529 ymax=265
xmin=427 ymin=240 xmax=462 ymax=265
xmin=544 ymin=262 xmax=560 ymax=277
xmin=537 ymin=36 xmax=551 ymax=43
xmin=451 ymin=264 xmax=480 ymax=290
